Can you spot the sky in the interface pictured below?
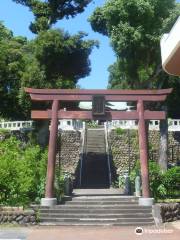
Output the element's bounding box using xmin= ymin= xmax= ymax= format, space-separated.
xmin=0 ymin=0 xmax=116 ymax=90
xmin=0 ymin=0 xmax=179 ymax=90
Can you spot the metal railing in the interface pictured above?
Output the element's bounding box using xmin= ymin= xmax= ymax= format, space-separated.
xmin=79 ymin=122 xmax=87 ymax=187
xmin=104 ymin=122 xmax=112 ymax=186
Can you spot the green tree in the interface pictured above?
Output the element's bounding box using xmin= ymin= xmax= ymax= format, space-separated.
xmin=0 ymin=23 xmax=97 ymax=119
xmin=19 ymin=29 xmax=98 ymax=117
xmin=90 ymin=0 xmax=180 ymax=92
xmin=89 ymin=0 xmax=180 ymax=171
xmin=0 ymin=22 xmax=27 ymax=119
xmin=13 ymin=0 xmax=92 ymax=33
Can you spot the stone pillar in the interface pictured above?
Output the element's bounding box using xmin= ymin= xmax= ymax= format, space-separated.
xmin=137 ymin=100 xmax=154 ymax=206
xmin=41 ymin=100 xmax=59 ymax=206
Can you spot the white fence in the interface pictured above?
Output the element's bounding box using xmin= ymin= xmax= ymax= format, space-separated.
xmin=57 ymin=119 xmax=83 ymax=131
xmin=0 ymin=121 xmax=34 ymax=131
xmin=107 ymin=119 xmax=180 ymax=131
xmin=0 ymin=120 xmax=83 ymax=131
xmin=0 ymin=119 xmax=180 ymax=132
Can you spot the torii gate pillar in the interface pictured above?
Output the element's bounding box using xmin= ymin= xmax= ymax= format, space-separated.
xmin=41 ymin=100 xmax=59 ymax=207
xmin=137 ymin=100 xmax=153 ymax=205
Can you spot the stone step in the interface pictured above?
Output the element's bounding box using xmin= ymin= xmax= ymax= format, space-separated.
xmin=71 ymin=197 xmax=138 ymax=201
xmin=40 ymin=221 xmax=154 ymax=226
xmin=40 ymin=204 xmax=150 ymax=209
xmin=40 ymin=213 xmax=152 ymax=219
xmin=86 ymin=146 xmax=105 ymax=149
xmin=86 ymin=145 xmax=105 ymax=148
xmin=86 ymin=134 xmax=105 ymax=138
xmin=86 ymin=148 xmax=105 ymax=154
xmin=64 ymin=201 xmax=138 ymax=205
xmin=85 ymin=150 xmax=106 ymax=153
xmin=72 ymin=188 xmax=123 ymax=196
xmin=40 ymin=217 xmax=154 ymax=224
xmin=86 ymin=141 xmax=105 ymax=144
xmin=86 ymin=148 xmax=106 ymax=152
xmin=86 ymin=143 xmax=105 ymax=147
xmin=40 ymin=208 xmax=152 ymax=214
xmin=86 ymin=137 xmax=105 ymax=140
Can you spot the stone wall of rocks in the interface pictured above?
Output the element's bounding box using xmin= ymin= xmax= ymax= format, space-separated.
xmin=160 ymin=203 xmax=180 ymax=222
xmin=57 ymin=130 xmax=81 ymax=177
xmin=109 ymin=129 xmax=180 ymax=174
xmin=109 ymin=129 xmax=139 ymax=174
xmin=0 ymin=207 xmax=37 ymax=225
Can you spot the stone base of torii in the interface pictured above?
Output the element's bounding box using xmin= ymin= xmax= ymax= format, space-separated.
xmin=25 ymin=88 xmax=172 ymax=207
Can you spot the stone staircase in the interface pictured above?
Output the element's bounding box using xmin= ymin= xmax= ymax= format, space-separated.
xmin=39 ymin=194 xmax=154 ymax=226
xmin=81 ymin=128 xmax=110 ymax=188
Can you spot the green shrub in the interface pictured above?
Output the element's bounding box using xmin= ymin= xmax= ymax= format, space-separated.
xmin=163 ymin=166 xmax=180 ymax=197
xmin=87 ymin=121 xmax=98 ymax=128
xmin=116 ymin=128 xmax=126 ymax=135
xmin=148 ymin=161 xmax=163 ymax=199
xmin=130 ymin=160 xmax=180 ymax=200
xmin=0 ymin=129 xmax=10 ymax=134
xmin=0 ymin=137 xmax=47 ymax=206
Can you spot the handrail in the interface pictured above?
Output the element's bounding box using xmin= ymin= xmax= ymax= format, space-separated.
xmin=79 ymin=122 xmax=86 ymax=187
xmin=104 ymin=121 xmax=112 ymax=186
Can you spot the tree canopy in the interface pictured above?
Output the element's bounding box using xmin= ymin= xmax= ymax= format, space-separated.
xmin=0 ymin=0 xmax=98 ymax=120
xmin=12 ymin=0 xmax=92 ymax=33
xmin=0 ymin=22 xmax=97 ymax=119
xmin=89 ymin=0 xmax=180 ymax=117
xmin=0 ymin=22 xmax=27 ymax=119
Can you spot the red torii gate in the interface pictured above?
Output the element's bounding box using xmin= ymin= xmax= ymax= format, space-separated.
xmin=25 ymin=88 xmax=172 ymax=206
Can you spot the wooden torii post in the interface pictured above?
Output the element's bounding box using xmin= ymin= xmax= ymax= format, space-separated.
xmin=25 ymin=88 xmax=172 ymax=206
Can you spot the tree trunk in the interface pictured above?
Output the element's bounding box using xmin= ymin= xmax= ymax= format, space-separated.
xmin=158 ymin=119 xmax=168 ymax=172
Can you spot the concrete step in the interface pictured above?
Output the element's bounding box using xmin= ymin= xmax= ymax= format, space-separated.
xmin=86 ymin=146 xmax=105 ymax=149
xmin=40 ymin=221 xmax=154 ymax=226
xmin=86 ymin=149 xmax=106 ymax=152
xmin=86 ymin=135 xmax=105 ymax=138
xmin=40 ymin=205 xmax=150 ymax=210
xmin=85 ymin=152 xmax=106 ymax=155
xmin=40 ymin=217 xmax=154 ymax=224
xmin=40 ymin=208 xmax=152 ymax=214
xmin=72 ymin=188 xmax=123 ymax=196
xmin=71 ymin=197 xmax=138 ymax=201
xmin=40 ymin=213 xmax=153 ymax=219
xmin=64 ymin=201 xmax=138 ymax=205
xmin=86 ymin=137 xmax=105 ymax=141
xmin=86 ymin=150 xmax=106 ymax=153
xmin=86 ymin=141 xmax=105 ymax=147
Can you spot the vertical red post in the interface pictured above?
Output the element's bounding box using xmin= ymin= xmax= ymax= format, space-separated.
xmin=45 ymin=100 xmax=59 ymax=198
xmin=137 ymin=99 xmax=150 ymax=198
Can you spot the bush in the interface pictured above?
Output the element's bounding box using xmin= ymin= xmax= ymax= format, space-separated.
xmin=87 ymin=121 xmax=98 ymax=128
xmin=0 ymin=137 xmax=47 ymax=206
xmin=163 ymin=166 xmax=180 ymax=198
xmin=130 ymin=160 xmax=180 ymax=200
xmin=116 ymin=128 xmax=126 ymax=135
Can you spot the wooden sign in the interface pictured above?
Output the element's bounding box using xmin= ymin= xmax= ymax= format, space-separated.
xmin=92 ymin=95 xmax=105 ymax=116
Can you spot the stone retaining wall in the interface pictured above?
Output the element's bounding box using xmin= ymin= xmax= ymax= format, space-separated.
xmin=57 ymin=130 xmax=81 ymax=179
xmin=160 ymin=203 xmax=180 ymax=222
xmin=0 ymin=207 xmax=37 ymax=225
xmin=109 ymin=130 xmax=180 ymax=174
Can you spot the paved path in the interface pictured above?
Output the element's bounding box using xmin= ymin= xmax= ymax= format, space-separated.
xmin=0 ymin=227 xmax=31 ymax=239
xmin=0 ymin=222 xmax=179 ymax=240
